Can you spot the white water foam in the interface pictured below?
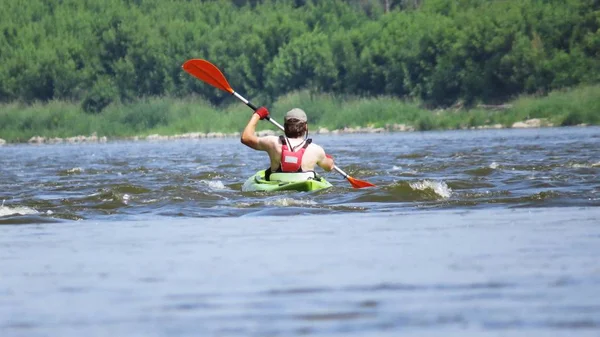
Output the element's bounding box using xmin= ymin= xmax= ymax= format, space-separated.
xmin=265 ymin=198 xmax=318 ymax=207
xmin=67 ymin=167 xmax=84 ymax=174
xmin=409 ymin=180 xmax=453 ymax=199
xmin=0 ymin=205 xmax=39 ymax=217
xmin=199 ymin=180 xmax=227 ymax=191
xmin=489 ymin=162 xmax=499 ymax=169
xmin=392 ymin=165 xmax=419 ymax=175
xmin=571 ymin=162 xmax=600 ymax=169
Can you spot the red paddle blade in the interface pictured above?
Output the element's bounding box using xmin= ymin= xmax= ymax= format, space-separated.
xmin=347 ymin=176 xmax=376 ymax=189
xmin=182 ymin=59 xmax=233 ymax=94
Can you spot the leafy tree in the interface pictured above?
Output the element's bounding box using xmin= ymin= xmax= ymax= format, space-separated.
xmin=0 ymin=0 xmax=598 ymax=110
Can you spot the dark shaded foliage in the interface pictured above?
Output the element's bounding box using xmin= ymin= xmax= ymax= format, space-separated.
xmin=0 ymin=0 xmax=598 ymax=110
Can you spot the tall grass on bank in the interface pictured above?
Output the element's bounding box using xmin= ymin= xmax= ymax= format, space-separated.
xmin=271 ymin=91 xmax=424 ymax=130
xmin=0 ymin=85 xmax=599 ymax=143
xmin=0 ymin=96 xmax=258 ymax=142
xmin=0 ymin=101 xmax=90 ymax=142
xmin=508 ymin=85 xmax=600 ymax=126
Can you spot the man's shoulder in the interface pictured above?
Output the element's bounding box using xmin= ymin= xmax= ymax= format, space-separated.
xmin=255 ymin=135 xmax=280 ymax=151
xmin=259 ymin=135 xmax=280 ymax=143
xmin=307 ymin=141 xmax=325 ymax=152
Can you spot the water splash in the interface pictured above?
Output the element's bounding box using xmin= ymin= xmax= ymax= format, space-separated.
xmin=392 ymin=165 xmax=418 ymax=175
xmin=266 ymin=198 xmax=318 ymax=207
xmin=571 ymin=162 xmax=600 ymax=169
xmin=0 ymin=204 xmax=39 ymax=217
xmin=199 ymin=180 xmax=227 ymax=190
xmin=57 ymin=167 xmax=84 ymax=176
xmin=409 ymin=180 xmax=452 ymax=199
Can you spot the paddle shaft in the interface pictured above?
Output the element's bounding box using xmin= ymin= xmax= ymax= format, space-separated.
xmin=231 ymin=90 xmax=351 ymax=177
xmin=232 ymin=92 xmax=284 ymax=130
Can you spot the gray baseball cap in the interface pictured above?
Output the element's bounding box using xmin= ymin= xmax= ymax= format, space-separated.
xmin=284 ymin=108 xmax=307 ymax=122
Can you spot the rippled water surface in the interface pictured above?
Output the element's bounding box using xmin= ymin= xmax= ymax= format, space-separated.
xmin=1 ymin=127 xmax=599 ymax=221
xmin=1 ymin=127 xmax=599 ymax=336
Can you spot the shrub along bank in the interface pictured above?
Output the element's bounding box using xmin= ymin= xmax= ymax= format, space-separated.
xmin=1 ymin=85 xmax=598 ymax=144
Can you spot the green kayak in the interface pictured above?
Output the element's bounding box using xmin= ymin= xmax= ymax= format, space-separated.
xmin=242 ymin=170 xmax=333 ymax=192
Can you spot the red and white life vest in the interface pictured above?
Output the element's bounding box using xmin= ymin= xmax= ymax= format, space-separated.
xmin=279 ymin=135 xmax=312 ymax=172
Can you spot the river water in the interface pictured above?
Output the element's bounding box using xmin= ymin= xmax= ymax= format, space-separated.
xmin=1 ymin=127 xmax=599 ymax=336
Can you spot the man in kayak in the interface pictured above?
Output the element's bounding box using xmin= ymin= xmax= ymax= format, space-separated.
xmin=241 ymin=107 xmax=334 ymax=180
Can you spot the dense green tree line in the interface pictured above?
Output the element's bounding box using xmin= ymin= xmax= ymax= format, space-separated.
xmin=0 ymin=0 xmax=598 ymax=112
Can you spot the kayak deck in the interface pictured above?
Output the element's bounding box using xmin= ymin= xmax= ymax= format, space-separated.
xmin=242 ymin=170 xmax=332 ymax=192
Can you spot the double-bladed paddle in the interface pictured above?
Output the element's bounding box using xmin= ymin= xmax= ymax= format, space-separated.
xmin=182 ymin=59 xmax=375 ymax=189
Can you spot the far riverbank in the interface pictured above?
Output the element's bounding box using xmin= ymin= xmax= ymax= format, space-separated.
xmin=2 ymin=118 xmax=591 ymax=146
xmin=1 ymin=85 xmax=598 ymax=145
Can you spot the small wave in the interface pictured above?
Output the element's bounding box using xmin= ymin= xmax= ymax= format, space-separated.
xmin=462 ymin=190 xmax=511 ymax=200
xmin=0 ymin=214 xmax=62 ymax=224
xmin=265 ymin=198 xmax=317 ymax=207
xmin=397 ymin=152 xmax=430 ymax=159
xmin=193 ymin=172 xmax=226 ymax=180
xmin=84 ymin=190 xmax=130 ymax=209
xmin=571 ymin=163 xmax=591 ymax=168
xmin=0 ymin=205 xmax=38 ymax=217
xmin=482 ymin=191 xmax=561 ymax=206
xmin=465 ymin=167 xmax=495 ymax=176
xmin=409 ymin=180 xmax=452 ymax=199
xmin=58 ymin=167 xmax=84 ymax=176
xmin=526 ymin=190 xmax=559 ymax=201
xmin=464 ymin=162 xmax=499 ymax=176
xmin=350 ymin=180 xmax=453 ymax=203
xmin=199 ymin=180 xmax=227 ymax=190
xmin=112 ymin=184 xmax=151 ymax=194
xmin=570 ymin=162 xmax=600 ymax=169
xmin=392 ymin=166 xmax=419 ymax=175
xmin=130 ymin=166 xmax=150 ymax=173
